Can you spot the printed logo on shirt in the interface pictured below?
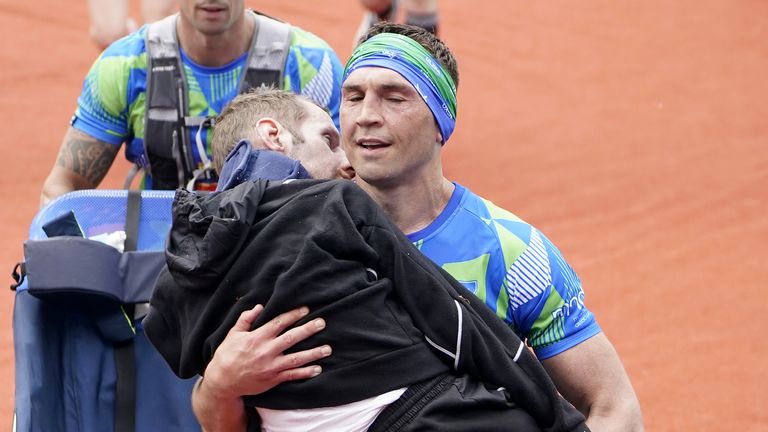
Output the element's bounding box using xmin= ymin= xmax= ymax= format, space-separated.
xmin=551 ymin=291 xmax=585 ymax=321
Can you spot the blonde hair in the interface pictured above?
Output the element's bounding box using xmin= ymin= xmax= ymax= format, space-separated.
xmin=211 ymin=87 xmax=309 ymax=173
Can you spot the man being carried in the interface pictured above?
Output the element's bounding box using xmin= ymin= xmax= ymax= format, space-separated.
xmin=210 ymin=89 xmax=355 ymax=184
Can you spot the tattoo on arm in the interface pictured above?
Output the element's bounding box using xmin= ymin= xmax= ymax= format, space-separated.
xmin=56 ymin=129 xmax=119 ymax=186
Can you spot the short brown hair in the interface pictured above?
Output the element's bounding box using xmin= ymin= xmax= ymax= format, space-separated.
xmin=211 ymin=88 xmax=309 ymax=173
xmin=357 ymin=22 xmax=459 ymax=88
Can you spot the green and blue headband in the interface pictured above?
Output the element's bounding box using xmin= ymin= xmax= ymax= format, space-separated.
xmin=343 ymin=33 xmax=457 ymax=144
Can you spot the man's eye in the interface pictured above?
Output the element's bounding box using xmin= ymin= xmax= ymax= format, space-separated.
xmin=323 ymin=134 xmax=334 ymax=147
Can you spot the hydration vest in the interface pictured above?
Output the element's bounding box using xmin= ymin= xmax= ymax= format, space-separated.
xmin=143 ymin=10 xmax=293 ymax=190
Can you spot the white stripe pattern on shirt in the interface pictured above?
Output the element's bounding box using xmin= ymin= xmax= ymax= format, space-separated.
xmin=506 ymin=229 xmax=552 ymax=309
xmin=302 ymin=52 xmax=333 ymax=108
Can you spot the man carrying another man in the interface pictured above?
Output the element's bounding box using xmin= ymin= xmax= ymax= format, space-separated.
xmin=180 ymin=23 xmax=644 ymax=432
xmin=147 ymin=87 xmax=592 ymax=431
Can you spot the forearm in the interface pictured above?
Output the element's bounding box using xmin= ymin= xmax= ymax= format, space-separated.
xmin=191 ymin=377 xmax=247 ymax=432
xmin=41 ymin=127 xmax=118 ymax=207
xmin=188 ymin=306 xmax=329 ymax=432
xmin=574 ymin=363 xmax=644 ymax=432
xmin=40 ymin=166 xmax=91 ymax=207
xmin=583 ymin=398 xmax=644 ymax=432
xmin=542 ymin=333 xmax=644 ymax=432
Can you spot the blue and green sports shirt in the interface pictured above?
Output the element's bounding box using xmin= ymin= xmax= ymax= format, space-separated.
xmin=71 ymin=22 xmax=343 ymax=172
xmin=409 ymin=183 xmax=601 ymax=359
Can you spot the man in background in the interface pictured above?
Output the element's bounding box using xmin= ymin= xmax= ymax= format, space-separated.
xmin=42 ymin=0 xmax=344 ymax=205
xmin=354 ymin=0 xmax=440 ymax=44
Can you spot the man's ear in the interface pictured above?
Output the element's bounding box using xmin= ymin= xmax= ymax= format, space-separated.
xmin=433 ymin=119 xmax=444 ymax=145
xmin=255 ymin=118 xmax=287 ymax=153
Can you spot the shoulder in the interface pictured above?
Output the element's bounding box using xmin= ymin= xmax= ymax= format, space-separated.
xmin=281 ymin=23 xmax=342 ymax=119
xmin=285 ymin=24 xmax=342 ymax=70
xmin=468 ymin=193 xmax=565 ymax=307
xmin=457 ymin=187 xmax=554 ymax=307
xmin=288 ymin=25 xmax=336 ymax=52
xmin=80 ymin=26 xmax=149 ymax=111
xmin=87 ymin=25 xmax=148 ymax=85
xmin=98 ymin=25 xmax=148 ymax=64
xmin=457 ymin=187 xmax=530 ymax=257
xmin=421 ymin=185 xmax=533 ymax=284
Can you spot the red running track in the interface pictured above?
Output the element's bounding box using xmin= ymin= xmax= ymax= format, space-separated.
xmin=1 ymin=1 xmax=766 ymax=430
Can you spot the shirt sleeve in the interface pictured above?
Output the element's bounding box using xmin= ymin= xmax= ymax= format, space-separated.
xmin=507 ymin=228 xmax=602 ymax=360
xmin=283 ymin=27 xmax=343 ymax=130
xmin=71 ymin=29 xmax=147 ymax=146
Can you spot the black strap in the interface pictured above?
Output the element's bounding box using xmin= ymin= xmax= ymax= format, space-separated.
xmin=124 ymin=190 xmax=141 ymax=253
xmin=143 ymin=15 xmax=197 ymax=190
xmin=10 ymin=261 xmax=25 ymax=291
xmin=114 ymin=342 xmax=136 ymax=432
xmin=114 ymin=190 xmax=142 ymax=432
xmin=143 ymin=11 xmax=290 ymax=190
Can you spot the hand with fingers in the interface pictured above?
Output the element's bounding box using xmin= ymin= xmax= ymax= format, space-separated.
xmin=192 ymin=304 xmax=331 ymax=432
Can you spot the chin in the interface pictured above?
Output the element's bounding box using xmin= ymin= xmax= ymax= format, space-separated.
xmin=196 ymin=25 xmax=229 ymax=36
xmin=358 ymin=173 xmax=399 ymax=189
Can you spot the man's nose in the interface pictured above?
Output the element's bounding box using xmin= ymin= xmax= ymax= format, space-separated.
xmin=339 ymin=160 xmax=356 ymax=180
xmin=356 ymin=95 xmax=383 ymax=126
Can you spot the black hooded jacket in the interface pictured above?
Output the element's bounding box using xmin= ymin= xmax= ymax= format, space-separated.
xmin=143 ymin=179 xmax=587 ymax=431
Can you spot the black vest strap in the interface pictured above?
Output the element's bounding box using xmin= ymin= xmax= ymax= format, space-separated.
xmin=143 ymin=11 xmax=292 ymax=190
xmin=143 ymin=14 xmax=189 ymax=190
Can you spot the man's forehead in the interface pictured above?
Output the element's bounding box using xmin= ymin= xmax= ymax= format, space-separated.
xmin=342 ymin=67 xmax=411 ymax=89
xmin=302 ymin=100 xmax=335 ymax=127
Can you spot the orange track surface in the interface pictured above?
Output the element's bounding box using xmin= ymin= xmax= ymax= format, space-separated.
xmin=1 ymin=1 xmax=767 ymax=430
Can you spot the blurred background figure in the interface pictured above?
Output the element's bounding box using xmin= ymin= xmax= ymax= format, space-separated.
xmin=88 ymin=0 xmax=176 ymax=49
xmin=354 ymin=0 xmax=438 ymax=44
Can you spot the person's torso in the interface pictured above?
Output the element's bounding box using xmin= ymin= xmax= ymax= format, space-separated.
xmin=72 ymin=15 xmax=341 ymax=186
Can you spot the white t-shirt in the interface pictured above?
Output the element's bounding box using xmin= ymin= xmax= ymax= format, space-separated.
xmin=256 ymin=387 xmax=407 ymax=431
